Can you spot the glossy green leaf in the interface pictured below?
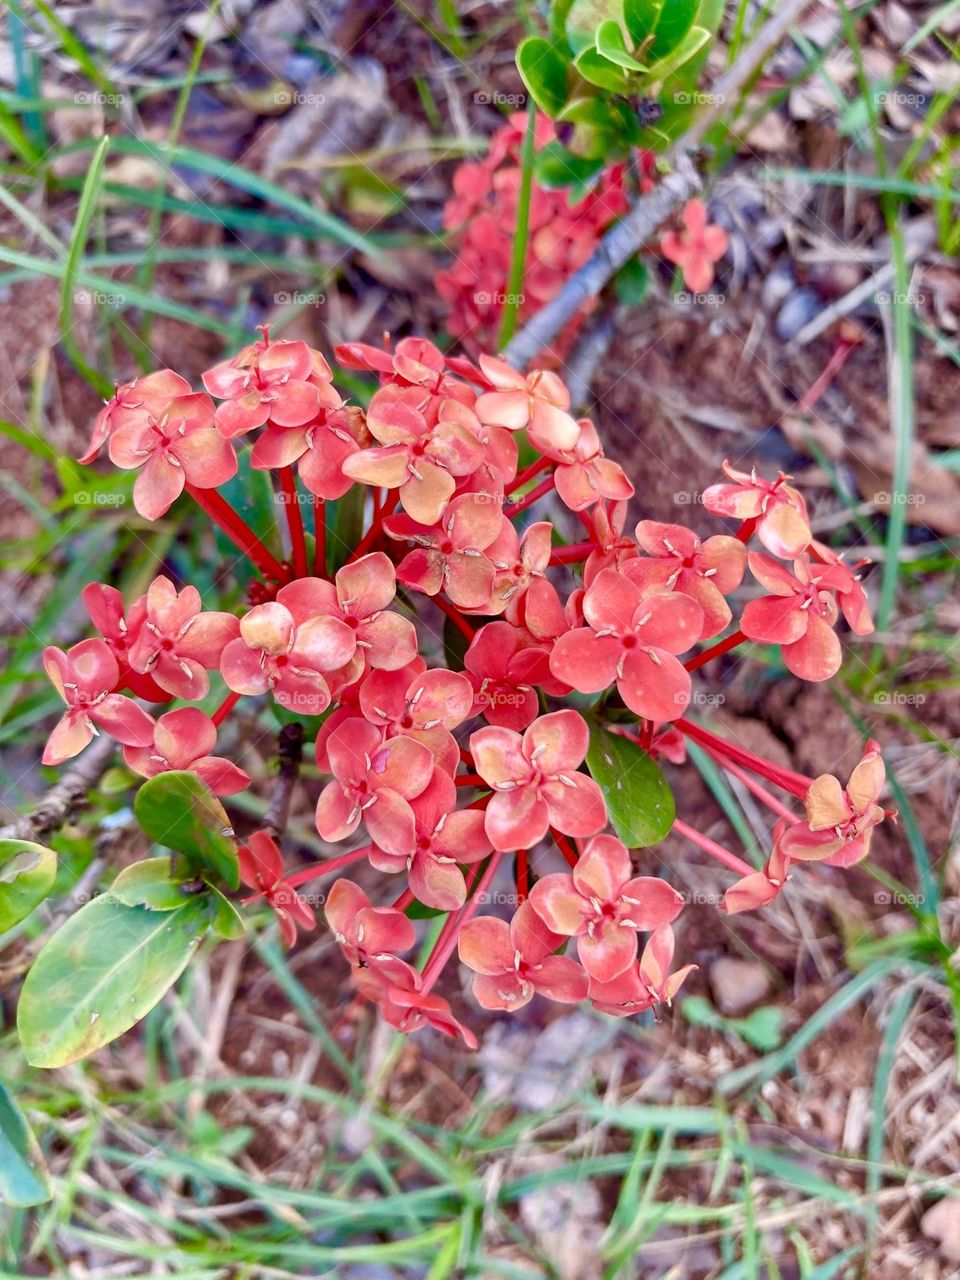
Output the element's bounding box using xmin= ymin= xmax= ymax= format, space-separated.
xmin=595 ymin=20 xmax=646 ymax=71
xmin=614 ymin=257 xmax=650 ymax=305
xmin=209 ymin=885 xmax=247 ymax=940
xmin=0 ymin=839 xmax=57 ymax=932
xmin=112 ymin=857 xmax=194 ymax=911
xmin=0 ymin=1083 xmax=51 ymax=1206
xmin=586 ymin=723 xmax=675 ymax=847
xmin=557 ymin=95 xmax=620 ymax=129
xmin=18 ymin=894 xmax=210 ymax=1068
xmin=517 ymin=37 xmax=569 ymax=117
xmin=646 ymin=25 xmax=711 ymax=83
xmin=533 ymin=139 xmax=604 ymax=190
xmin=623 ymin=0 xmax=665 ymax=46
xmin=649 ymin=0 xmax=698 ymax=58
xmin=564 ymin=0 xmax=622 ymax=54
xmin=573 ymin=45 xmax=634 ymax=92
xmin=134 ymin=771 xmax=239 ymax=890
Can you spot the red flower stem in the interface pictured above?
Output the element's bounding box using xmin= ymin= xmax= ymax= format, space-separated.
xmin=677 ymin=719 xmax=812 ymax=798
xmin=516 ymin=849 xmax=528 ymax=902
xmin=460 ymin=746 xmax=474 ymax=766
xmin=551 ymin=828 xmax=579 ymax=869
xmin=672 ymin=817 xmax=754 ymax=877
xmin=508 ymin=474 xmax=555 ymax=514
xmin=736 ymin=517 xmax=758 ymax=544
xmin=348 ymin=490 xmax=400 ymax=563
xmin=420 ymin=851 xmax=502 ymax=990
xmin=433 ymin=594 xmax=475 ymax=641
xmin=456 ymin=774 xmax=487 ymax=788
xmin=283 ymin=845 xmax=372 ymax=889
xmin=186 ymin=485 xmax=286 ymax=580
xmin=313 ymin=499 xmax=326 ymax=577
xmin=392 ymin=887 xmax=414 ymax=911
xmin=279 ymin=467 xmax=308 ymax=579
xmin=795 ymin=335 xmax=857 ymax=415
xmin=708 ymin=754 xmax=800 ymax=824
xmin=211 ymin=690 xmax=241 ymax=727
xmin=505 ymin=455 xmax=552 ymax=496
xmin=549 ymin=540 xmax=601 ymax=565
xmin=685 ymin=629 xmax=748 ymax=672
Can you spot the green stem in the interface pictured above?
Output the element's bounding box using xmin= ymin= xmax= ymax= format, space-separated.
xmin=497 ymin=103 xmax=537 ymax=350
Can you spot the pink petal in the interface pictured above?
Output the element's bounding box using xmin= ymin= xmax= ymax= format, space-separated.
xmin=134 ymin=452 xmax=185 ymax=520
xmin=571 ymin=834 xmax=630 ymax=902
xmin=577 ymin=922 xmax=638 ymax=983
xmin=543 ymin=773 xmax=607 ymax=837
xmin=618 ymin=648 xmax=691 ymax=722
xmin=548 ymin=629 xmax=620 ymax=694
xmin=782 ymin=612 xmax=841 ymax=681
xmin=484 ymin=788 xmax=550 ymax=852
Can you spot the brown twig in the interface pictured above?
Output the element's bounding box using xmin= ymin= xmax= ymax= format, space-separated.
xmin=502 ymin=0 xmax=811 ymax=370
xmin=262 ymin=723 xmax=304 ymax=840
xmin=0 ymin=735 xmax=116 ymax=844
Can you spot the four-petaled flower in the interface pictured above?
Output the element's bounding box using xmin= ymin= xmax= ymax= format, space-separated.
xmin=660 ymin=198 xmax=728 ymax=294
xmin=123 ymin=707 xmax=250 ymax=795
xmin=238 ymin=830 xmax=316 ymax=947
xmin=470 ymin=710 xmax=606 ymax=851
xmin=458 ymin=899 xmax=589 ymax=1011
xmin=129 ymin=576 xmax=239 ymax=701
xmin=315 ymin=718 xmax=434 ymax=854
xmin=588 ymin=925 xmax=697 ymax=1016
xmin=703 ymin=461 xmax=811 ymax=559
xmin=387 ymin=493 xmax=504 ymax=610
xmin=324 ymin=878 xmax=416 ymax=968
xmin=79 ymin=368 xmax=191 ymax=465
xmin=779 ymin=743 xmax=890 ymax=866
xmin=82 ymin=582 xmax=170 ymax=702
xmin=627 ymin=520 xmax=747 ymax=640
xmin=740 ymin=553 xmax=841 ymax=682
xmin=108 ymin=390 xmax=237 ymax=520
xmin=359 ymin=665 xmax=473 ymax=774
xmin=551 ymin=418 xmax=634 ymax=512
xmin=464 ymin=621 xmax=543 ymax=731
xmin=475 ymin=356 xmax=580 ymax=453
xmin=42 ymin=639 xmax=155 ymax=765
xmin=203 ymin=334 xmax=324 ymax=437
xmin=550 ymin=569 xmax=703 ymax=722
xmin=529 ymin=834 xmax=684 ymax=982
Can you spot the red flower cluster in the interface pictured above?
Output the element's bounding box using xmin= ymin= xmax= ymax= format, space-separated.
xmin=437 ymin=114 xmax=631 ymax=360
xmin=58 ymin=329 xmax=889 ymax=1049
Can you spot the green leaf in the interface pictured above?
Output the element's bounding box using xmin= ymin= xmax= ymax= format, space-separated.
xmin=563 ymin=0 xmax=622 ymax=53
xmin=517 ymin=36 xmax=569 ymax=117
xmin=649 ymin=0 xmax=698 ymax=59
xmin=734 ymin=1006 xmax=784 ymax=1053
xmin=111 ymin=857 xmax=196 ymax=911
xmin=623 ymin=0 xmax=664 ymax=46
xmin=209 ymin=885 xmax=247 ymax=940
xmin=0 ymin=839 xmax=57 ymax=932
xmin=595 ymin=20 xmax=646 ymax=71
xmin=585 ymin=723 xmax=675 ymax=847
xmin=18 ymin=894 xmax=210 ymax=1068
xmin=573 ymin=45 xmax=634 ymax=92
xmin=0 ymin=1083 xmax=51 ymax=1206
xmin=558 ymin=95 xmax=621 ymax=129
xmin=614 ymin=257 xmax=650 ymax=305
xmin=646 ymin=24 xmax=711 ymax=83
xmin=134 ymin=772 xmax=239 ymax=891
xmin=533 ymin=140 xmax=604 ymax=191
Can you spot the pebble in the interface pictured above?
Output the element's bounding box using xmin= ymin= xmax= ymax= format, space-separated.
xmin=709 ymin=957 xmax=772 ymax=1016
xmin=775 ymin=286 xmax=823 ymax=340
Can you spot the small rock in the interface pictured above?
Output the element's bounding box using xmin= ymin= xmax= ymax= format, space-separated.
xmin=709 ymin=958 xmax=772 ymax=1016
xmin=922 ymin=1198 xmax=960 ymax=1263
xmin=761 ymin=262 xmax=795 ymax=313
xmin=775 ymin=286 xmax=822 ymax=340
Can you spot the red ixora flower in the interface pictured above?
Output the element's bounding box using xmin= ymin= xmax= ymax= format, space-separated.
xmin=79 ymin=368 xmax=192 ymax=465
xmin=42 ymin=639 xmax=155 ymax=766
xmin=238 ymin=830 xmax=316 ymax=947
xmin=475 ymin=356 xmax=581 ymax=454
xmin=588 ymin=925 xmax=697 ymax=1017
xmin=315 ymin=718 xmax=434 ymax=855
xmin=627 ymin=520 xmax=747 ymax=641
xmin=458 ymin=899 xmax=588 ymax=1011
xmin=123 ymin=707 xmax=250 ymax=795
xmin=722 ymin=835 xmax=792 ymax=915
xmin=464 ymin=621 xmax=543 ymax=731
xmin=387 ymin=492 xmax=505 ymax=611
xmin=354 ymin=954 xmax=478 ymax=1049
xmin=470 ymin=709 xmax=606 ymax=852
xmin=128 ymin=576 xmax=239 ymax=701
xmin=277 ymin=553 xmax=417 ymax=672
xmin=359 ymin=664 xmax=473 ymax=775
xmin=82 ymin=582 xmax=170 ymax=702
xmin=550 ymin=569 xmax=703 ymax=722
xmin=108 ymin=389 xmax=237 ymax=520
xmin=324 ymin=878 xmax=416 ymax=968
xmin=551 ymin=418 xmax=634 ymax=512
xmin=202 ymin=334 xmax=324 ymax=437
xmin=740 ymin=553 xmax=842 ymax=682
xmin=369 ymin=770 xmax=492 ymax=910
xmin=529 ymin=834 xmax=684 ymax=982
xmin=660 ymin=198 xmax=728 ymax=294
xmin=779 ymin=742 xmax=891 ymax=867
xmin=703 ymin=461 xmax=811 ymax=560
xmin=220 ymin=587 xmax=358 ymax=716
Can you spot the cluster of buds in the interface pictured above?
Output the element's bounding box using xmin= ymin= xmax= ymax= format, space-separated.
xmin=437 ymin=113 xmax=633 ymax=360
xmin=51 ymin=328 xmax=892 ymax=1048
